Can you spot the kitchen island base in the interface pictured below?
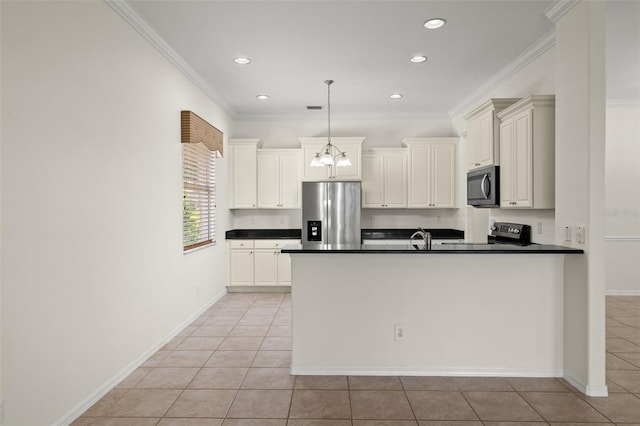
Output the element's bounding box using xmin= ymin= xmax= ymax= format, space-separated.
xmin=290 ymin=253 xmax=565 ymax=378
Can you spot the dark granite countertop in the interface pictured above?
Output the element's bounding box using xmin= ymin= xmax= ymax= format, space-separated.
xmin=361 ymin=228 xmax=464 ymax=240
xmin=225 ymin=229 xmax=301 ymax=240
xmin=281 ymin=243 xmax=583 ymax=254
xmin=225 ymin=228 xmax=464 ymax=240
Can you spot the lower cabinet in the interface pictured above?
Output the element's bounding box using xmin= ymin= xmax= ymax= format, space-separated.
xmin=229 ymin=239 xmax=299 ymax=286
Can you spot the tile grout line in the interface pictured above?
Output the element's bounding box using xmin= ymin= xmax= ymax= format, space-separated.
xmin=398 ymin=375 xmax=419 ymax=424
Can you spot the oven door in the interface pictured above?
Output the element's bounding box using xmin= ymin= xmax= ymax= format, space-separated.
xmin=467 ymin=166 xmax=499 ymax=207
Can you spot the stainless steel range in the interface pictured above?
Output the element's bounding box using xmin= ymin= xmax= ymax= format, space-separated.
xmin=490 ymin=222 xmax=532 ymax=246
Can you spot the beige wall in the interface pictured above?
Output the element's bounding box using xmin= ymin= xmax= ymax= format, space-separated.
xmin=1 ymin=1 xmax=231 ymax=424
xmin=555 ymin=0 xmax=607 ymax=395
xmin=605 ymin=104 xmax=640 ymax=294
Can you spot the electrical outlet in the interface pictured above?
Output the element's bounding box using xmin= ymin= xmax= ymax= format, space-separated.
xmin=437 ymin=215 xmax=441 ymax=223
xmin=576 ymin=225 xmax=586 ymax=244
xmin=537 ymin=222 xmax=543 ymax=235
xmin=196 ymin=286 xmax=200 ymax=296
xmin=394 ymin=324 xmax=405 ymax=341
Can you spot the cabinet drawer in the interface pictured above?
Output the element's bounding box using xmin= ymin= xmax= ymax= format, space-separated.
xmin=254 ymin=239 xmax=299 ymax=249
xmin=230 ymin=240 xmax=254 ymax=249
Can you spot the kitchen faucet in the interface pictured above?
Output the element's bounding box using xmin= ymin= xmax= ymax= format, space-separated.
xmin=410 ymin=227 xmax=432 ymax=250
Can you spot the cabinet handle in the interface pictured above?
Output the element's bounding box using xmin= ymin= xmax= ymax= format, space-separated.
xmin=250 ymin=250 xmax=253 ymax=254
xmin=475 ymin=162 xmax=481 ymax=166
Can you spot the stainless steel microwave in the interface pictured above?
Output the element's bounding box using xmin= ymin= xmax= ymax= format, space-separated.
xmin=467 ymin=165 xmax=500 ymax=207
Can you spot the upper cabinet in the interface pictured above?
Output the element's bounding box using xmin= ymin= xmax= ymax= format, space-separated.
xmin=362 ymin=149 xmax=407 ymax=208
xmin=497 ymin=95 xmax=555 ymax=209
xmin=257 ymin=149 xmax=302 ymax=209
xmin=229 ymin=139 xmax=259 ymax=208
xmin=464 ymin=98 xmax=520 ymax=171
xmin=299 ymin=137 xmax=363 ymax=181
xmin=403 ymin=138 xmax=457 ymax=208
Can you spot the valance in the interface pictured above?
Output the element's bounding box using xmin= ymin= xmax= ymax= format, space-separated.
xmin=181 ymin=110 xmax=223 ymax=156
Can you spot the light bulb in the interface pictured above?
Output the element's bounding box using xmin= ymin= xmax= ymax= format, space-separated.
xmin=310 ymin=153 xmax=324 ymax=167
xmin=320 ymin=149 xmax=334 ymax=166
xmin=336 ymin=153 xmax=351 ymax=167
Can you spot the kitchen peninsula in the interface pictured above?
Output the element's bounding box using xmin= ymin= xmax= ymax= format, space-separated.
xmin=283 ymin=243 xmax=583 ymax=380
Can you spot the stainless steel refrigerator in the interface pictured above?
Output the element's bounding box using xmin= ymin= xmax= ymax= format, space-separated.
xmin=302 ymin=181 xmax=361 ymax=245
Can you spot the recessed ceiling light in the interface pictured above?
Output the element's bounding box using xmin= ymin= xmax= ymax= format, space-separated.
xmin=424 ymin=18 xmax=446 ymax=29
xmin=233 ymin=57 xmax=251 ymax=65
xmin=410 ymin=55 xmax=427 ymax=63
xmin=256 ymin=94 xmax=270 ymax=100
xmin=390 ymin=93 xmax=403 ymax=99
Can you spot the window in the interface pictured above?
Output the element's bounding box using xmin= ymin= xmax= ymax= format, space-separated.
xmin=183 ymin=142 xmax=216 ymax=250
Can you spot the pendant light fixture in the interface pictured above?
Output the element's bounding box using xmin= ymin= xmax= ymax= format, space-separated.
xmin=310 ymin=80 xmax=351 ymax=168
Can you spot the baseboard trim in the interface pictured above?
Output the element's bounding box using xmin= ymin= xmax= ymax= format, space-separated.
xmin=227 ymin=285 xmax=291 ymax=293
xmin=56 ymin=288 xmax=227 ymax=426
xmin=563 ymin=371 xmax=608 ymax=397
xmin=290 ymin=367 xmax=563 ymax=378
xmin=606 ymin=290 xmax=640 ymax=296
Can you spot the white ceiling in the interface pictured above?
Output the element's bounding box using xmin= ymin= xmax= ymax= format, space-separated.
xmin=119 ymin=0 xmax=639 ymax=120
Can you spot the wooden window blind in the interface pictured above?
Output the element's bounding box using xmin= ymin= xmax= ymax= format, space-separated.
xmin=183 ymin=142 xmax=216 ymax=250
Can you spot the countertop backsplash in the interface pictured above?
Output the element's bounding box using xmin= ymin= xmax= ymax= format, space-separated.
xmin=489 ymin=208 xmax=556 ymax=245
xmin=231 ymin=208 xmax=464 ymax=231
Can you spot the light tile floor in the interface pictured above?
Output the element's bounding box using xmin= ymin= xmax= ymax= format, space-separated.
xmin=74 ymin=293 xmax=640 ymax=425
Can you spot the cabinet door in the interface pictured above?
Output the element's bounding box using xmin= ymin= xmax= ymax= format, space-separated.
xmin=257 ymin=152 xmax=279 ymax=208
xmin=499 ymin=118 xmax=514 ymax=207
xmin=429 ymin=143 xmax=456 ymax=208
xmin=362 ymin=153 xmax=385 ymax=208
xmin=513 ymin=110 xmax=533 ymax=207
xmin=476 ymin=112 xmax=494 ymax=167
xmin=230 ymin=249 xmax=254 ymax=286
xmin=384 ymin=153 xmax=407 ymax=207
xmin=279 ymin=153 xmax=301 ymax=208
xmin=332 ymin=142 xmax=362 ymax=180
xmin=231 ymin=144 xmax=257 ymax=208
xmin=407 ymin=145 xmax=429 ymax=208
xmin=254 ymin=249 xmax=278 ymax=286
xmin=466 ymin=119 xmax=481 ymax=170
xmin=302 ymin=142 xmax=330 ymax=181
xmin=277 ymin=252 xmax=292 ymax=286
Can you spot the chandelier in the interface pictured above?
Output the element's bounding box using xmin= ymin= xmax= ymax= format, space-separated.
xmin=310 ymin=80 xmax=351 ymax=167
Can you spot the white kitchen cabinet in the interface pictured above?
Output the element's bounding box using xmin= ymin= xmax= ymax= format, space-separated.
xmin=229 ymin=139 xmax=260 ymax=208
xmin=229 ymin=239 xmax=298 ymax=286
xmin=299 ymin=137 xmax=363 ymax=181
xmin=403 ymin=138 xmax=457 ymax=208
xmin=464 ymin=99 xmax=519 ymax=171
xmin=257 ymin=149 xmax=301 ymax=209
xmin=229 ymin=240 xmax=254 ymax=286
xmin=497 ymin=95 xmax=555 ymax=209
xmin=362 ymin=149 xmax=407 ymax=208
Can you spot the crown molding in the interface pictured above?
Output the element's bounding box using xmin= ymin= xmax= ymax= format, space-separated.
xmin=104 ymin=0 xmax=236 ymax=119
xmin=544 ymin=0 xmax=580 ymax=23
xmin=449 ymin=29 xmax=556 ymax=119
xmin=236 ymin=110 xmax=452 ymax=122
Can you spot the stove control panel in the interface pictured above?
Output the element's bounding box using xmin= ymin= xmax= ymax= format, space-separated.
xmin=491 ymin=222 xmax=531 ymax=245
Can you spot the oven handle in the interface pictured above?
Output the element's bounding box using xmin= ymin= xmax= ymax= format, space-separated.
xmin=481 ymin=174 xmax=490 ymax=199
